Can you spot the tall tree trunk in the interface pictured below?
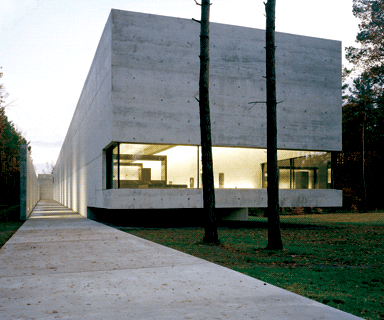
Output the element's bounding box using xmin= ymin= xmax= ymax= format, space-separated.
xmin=265 ymin=0 xmax=283 ymax=250
xmin=362 ymin=110 xmax=366 ymax=212
xmin=198 ymin=0 xmax=218 ymax=244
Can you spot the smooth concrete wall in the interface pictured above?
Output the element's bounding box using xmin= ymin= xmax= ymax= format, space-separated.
xmin=38 ymin=174 xmax=53 ymax=200
xmin=20 ymin=145 xmax=39 ymax=220
xmin=53 ymin=13 xmax=113 ymax=216
xmin=53 ymin=9 xmax=342 ymax=217
xmin=100 ymin=188 xmax=342 ymax=210
xmin=111 ymin=10 xmax=341 ymax=150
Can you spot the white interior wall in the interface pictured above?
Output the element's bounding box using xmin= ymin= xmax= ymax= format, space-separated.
xmin=211 ymin=148 xmax=266 ymax=189
xmin=157 ymin=146 xmax=198 ymax=186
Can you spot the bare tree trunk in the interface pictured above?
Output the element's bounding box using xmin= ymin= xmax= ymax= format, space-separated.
xmin=265 ymin=0 xmax=283 ymax=250
xmin=362 ymin=110 xmax=366 ymax=213
xmin=198 ymin=0 xmax=218 ymax=244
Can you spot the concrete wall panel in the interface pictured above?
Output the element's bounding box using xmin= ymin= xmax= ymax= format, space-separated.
xmin=280 ymin=189 xmax=343 ymax=208
xmin=38 ymin=174 xmax=53 ymax=200
xmin=20 ymin=145 xmax=39 ymax=220
xmin=53 ymin=14 xmax=113 ymax=216
xmin=110 ymin=10 xmax=342 ymax=151
xmin=102 ymin=188 xmax=203 ymax=210
xmin=100 ymin=188 xmax=341 ymax=210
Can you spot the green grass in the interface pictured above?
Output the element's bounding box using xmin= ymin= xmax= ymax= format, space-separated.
xmin=0 ymin=205 xmax=23 ymax=248
xmin=0 ymin=221 xmax=23 ymax=248
xmin=250 ymin=212 xmax=384 ymax=226
xmin=122 ymin=213 xmax=384 ymax=320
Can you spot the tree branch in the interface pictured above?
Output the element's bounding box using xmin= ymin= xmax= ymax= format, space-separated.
xmin=248 ymin=100 xmax=282 ymax=110
xmin=195 ymin=0 xmax=212 ymax=5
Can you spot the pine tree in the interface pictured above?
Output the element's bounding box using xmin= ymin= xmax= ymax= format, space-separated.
xmin=265 ymin=0 xmax=283 ymax=250
xmin=345 ymin=0 xmax=384 ymax=80
xmin=195 ymin=0 xmax=218 ymax=244
xmin=0 ymin=69 xmax=29 ymax=205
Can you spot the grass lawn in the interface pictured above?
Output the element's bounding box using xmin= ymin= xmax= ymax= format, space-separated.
xmin=0 ymin=205 xmax=23 ymax=248
xmin=123 ymin=212 xmax=384 ymax=320
xmin=251 ymin=212 xmax=384 ymax=226
xmin=0 ymin=221 xmax=23 ymax=248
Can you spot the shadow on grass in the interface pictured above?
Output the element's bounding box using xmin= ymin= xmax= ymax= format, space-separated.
xmin=0 ymin=205 xmax=23 ymax=248
xmin=0 ymin=204 xmax=21 ymax=223
xmin=220 ymin=220 xmax=340 ymax=230
xmin=94 ymin=212 xmax=339 ymax=231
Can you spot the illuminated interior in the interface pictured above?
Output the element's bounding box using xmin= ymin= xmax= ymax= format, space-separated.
xmin=261 ymin=151 xmax=331 ymax=189
xmin=106 ymin=143 xmax=331 ymax=190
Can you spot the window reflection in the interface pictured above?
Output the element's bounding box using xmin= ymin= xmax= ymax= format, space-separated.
xmin=106 ymin=143 xmax=332 ymax=190
xmin=261 ymin=151 xmax=331 ymax=189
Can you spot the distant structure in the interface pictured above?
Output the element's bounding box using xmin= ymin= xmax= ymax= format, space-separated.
xmin=53 ymin=9 xmax=342 ymax=220
xmin=20 ymin=145 xmax=39 ymax=220
xmin=38 ymin=174 xmax=53 ymax=200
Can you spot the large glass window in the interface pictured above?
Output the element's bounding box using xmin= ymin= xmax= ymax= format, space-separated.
xmin=261 ymin=151 xmax=331 ymax=189
xmin=105 ymin=143 xmax=332 ymax=190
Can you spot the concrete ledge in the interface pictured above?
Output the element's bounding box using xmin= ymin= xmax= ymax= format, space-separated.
xmin=99 ymin=188 xmax=342 ymax=210
xmin=279 ymin=189 xmax=343 ymax=207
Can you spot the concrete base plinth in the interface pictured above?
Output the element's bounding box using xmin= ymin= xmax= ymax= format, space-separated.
xmin=220 ymin=207 xmax=249 ymax=221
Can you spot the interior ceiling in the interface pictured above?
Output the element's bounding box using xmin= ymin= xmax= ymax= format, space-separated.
xmin=119 ymin=143 xmax=173 ymax=155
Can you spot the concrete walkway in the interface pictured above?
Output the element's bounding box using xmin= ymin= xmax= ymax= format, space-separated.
xmin=0 ymin=201 xmax=362 ymax=319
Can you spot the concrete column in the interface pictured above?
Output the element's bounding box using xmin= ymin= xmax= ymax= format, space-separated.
xmin=19 ymin=145 xmax=27 ymax=221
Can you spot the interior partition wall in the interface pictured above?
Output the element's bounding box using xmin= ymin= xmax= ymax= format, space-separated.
xmin=105 ymin=143 xmax=331 ymax=190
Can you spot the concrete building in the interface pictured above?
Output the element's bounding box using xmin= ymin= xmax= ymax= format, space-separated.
xmin=53 ymin=9 xmax=342 ymax=220
xmin=38 ymin=174 xmax=54 ymax=200
xmin=20 ymin=145 xmax=39 ymax=220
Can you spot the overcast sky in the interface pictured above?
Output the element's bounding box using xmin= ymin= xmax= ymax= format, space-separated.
xmin=1 ymin=0 xmax=359 ymax=173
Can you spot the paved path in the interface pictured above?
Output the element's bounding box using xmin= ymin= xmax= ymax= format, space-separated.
xmin=0 ymin=200 xmax=362 ymax=319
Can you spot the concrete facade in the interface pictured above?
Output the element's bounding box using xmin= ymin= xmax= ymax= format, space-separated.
xmin=53 ymin=9 xmax=342 ymax=218
xmin=20 ymin=145 xmax=39 ymax=220
xmin=38 ymin=174 xmax=53 ymax=200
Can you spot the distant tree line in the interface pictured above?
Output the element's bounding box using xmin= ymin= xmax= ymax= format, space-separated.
xmin=0 ymin=68 xmax=29 ymax=206
xmin=338 ymin=0 xmax=384 ymax=211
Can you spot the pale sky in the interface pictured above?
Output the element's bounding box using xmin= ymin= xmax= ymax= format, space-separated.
xmin=0 ymin=0 xmax=359 ymax=173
